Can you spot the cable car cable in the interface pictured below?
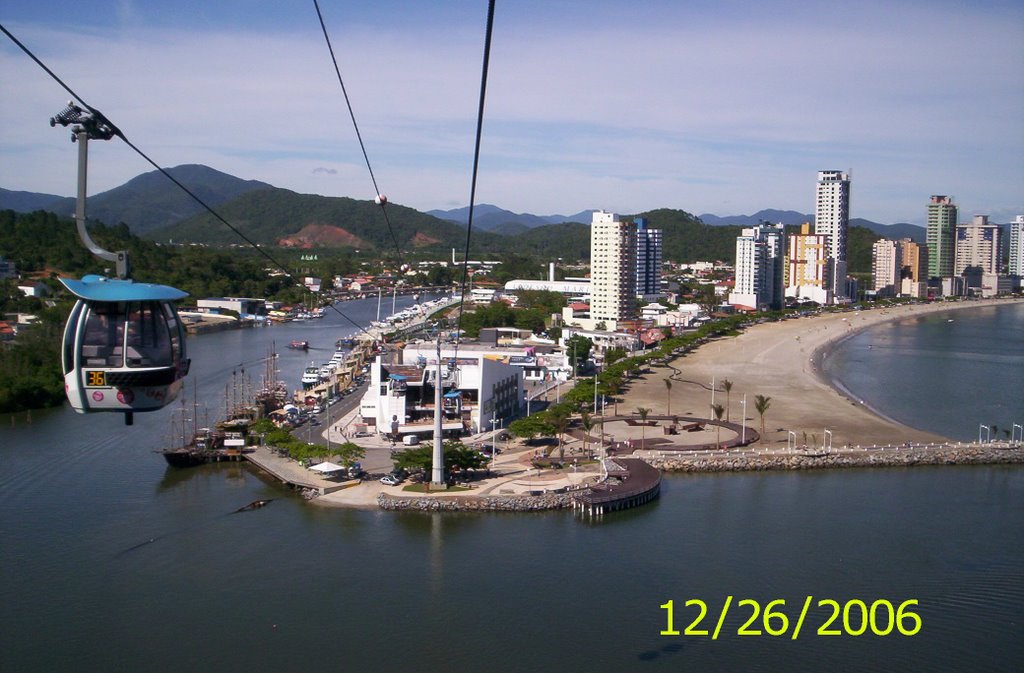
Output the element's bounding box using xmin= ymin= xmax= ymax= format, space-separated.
xmin=2 ymin=22 xmax=378 ymax=341
xmin=452 ymin=0 xmax=496 ymax=364
xmin=313 ymin=0 xmax=405 ymax=268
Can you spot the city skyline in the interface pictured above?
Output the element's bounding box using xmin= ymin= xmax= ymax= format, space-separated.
xmin=2 ymin=1 xmax=1022 ymax=224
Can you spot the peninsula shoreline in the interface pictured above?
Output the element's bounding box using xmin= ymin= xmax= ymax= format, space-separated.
xmin=632 ymin=297 xmax=1024 ymax=450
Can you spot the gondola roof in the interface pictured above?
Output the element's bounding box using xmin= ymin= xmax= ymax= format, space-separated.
xmin=59 ymin=274 xmax=188 ymax=302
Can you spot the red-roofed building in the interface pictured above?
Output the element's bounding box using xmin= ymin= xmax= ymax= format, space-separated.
xmin=0 ymin=321 xmax=16 ymax=343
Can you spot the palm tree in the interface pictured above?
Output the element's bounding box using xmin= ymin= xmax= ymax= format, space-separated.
xmin=722 ymin=379 xmax=733 ymax=422
xmin=551 ymin=412 xmax=569 ymax=462
xmin=636 ymin=407 xmax=651 ymax=449
xmin=606 ymin=380 xmax=622 ymax=416
xmin=580 ymin=411 xmax=593 ymax=456
xmin=711 ymin=403 xmax=725 ymax=449
xmin=754 ymin=394 xmax=772 ymax=439
xmin=663 ymin=378 xmax=672 ymax=416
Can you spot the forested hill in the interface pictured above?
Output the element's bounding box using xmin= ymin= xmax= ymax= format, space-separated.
xmin=0 ymin=209 xmax=332 ymax=302
xmin=43 ymin=164 xmax=272 ymax=236
xmin=632 ymin=208 xmax=742 ymax=261
xmin=151 ymin=187 xmax=504 ymax=254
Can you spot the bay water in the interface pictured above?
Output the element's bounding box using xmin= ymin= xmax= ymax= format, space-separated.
xmin=1 ymin=299 xmax=1021 ymax=672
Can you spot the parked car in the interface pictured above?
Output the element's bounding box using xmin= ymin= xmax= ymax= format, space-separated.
xmin=380 ymin=474 xmax=402 ymax=486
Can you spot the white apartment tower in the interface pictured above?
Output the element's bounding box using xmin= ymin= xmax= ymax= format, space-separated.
xmin=872 ymin=239 xmax=902 ymax=297
xmin=729 ymin=223 xmax=786 ymax=311
xmin=634 ymin=217 xmax=663 ymax=299
xmin=814 ymin=170 xmax=851 ymax=298
xmin=955 ymin=215 xmax=1003 ymax=276
xmin=590 ymin=210 xmax=637 ymax=327
xmin=1009 ymin=215 xmax=1024 ymax=277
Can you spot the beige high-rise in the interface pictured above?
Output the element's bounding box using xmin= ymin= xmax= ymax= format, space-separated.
xmin=589 ymin=211 xmax=636 ymax=327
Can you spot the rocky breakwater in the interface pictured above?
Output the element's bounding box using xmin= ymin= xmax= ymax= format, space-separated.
xmin=377 ymin=492 xmax=575 ymax=512
xmin=647 ymin=444 xmax=1023 ymax=473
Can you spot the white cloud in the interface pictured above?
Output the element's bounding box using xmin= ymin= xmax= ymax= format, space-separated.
xmin=2 ymin=0 xmax=1021 ymax=225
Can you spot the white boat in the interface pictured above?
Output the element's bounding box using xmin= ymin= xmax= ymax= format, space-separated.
xmin=301 ymin=365 xmax=320 ymax=386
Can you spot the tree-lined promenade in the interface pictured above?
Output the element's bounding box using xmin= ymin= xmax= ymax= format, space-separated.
xmin=510 ymin=297 xmax=1024 ymax=456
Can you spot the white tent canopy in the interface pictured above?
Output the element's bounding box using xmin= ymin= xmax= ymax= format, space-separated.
xmin=309 ymin=461 xmax=346 ymax=474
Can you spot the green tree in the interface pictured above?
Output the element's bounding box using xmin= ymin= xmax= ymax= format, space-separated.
xmin=605 ymin=379 xmax=622 ymax=416
xmin=604 ymin=347 xmax=627 ymax=365
xmin=636 ymin=407 xmax=651 ymax=450
xmin=334 ymin=441 xmax=365 ymax=468
xmin=509 ymin=415 xmax=554 ymax=443
xmin=565 ymin=334 xmax=593 ymax=373
xmin=579 ymin=411 xmax=594 ymax=456
xmin=711 ymin=403 xmax=725 ymax=449
xmin=722 ymin=379 xmax=733 ymax=422
xmin=551 ymin=411 xmax=570 ymax=461
xmin=392 ymin=445 xmax=433 ymax=472
xmin=754 ymin=395 xmax=772 ymax=440
xmin=446 ymin=441 xmax=488 ymax=473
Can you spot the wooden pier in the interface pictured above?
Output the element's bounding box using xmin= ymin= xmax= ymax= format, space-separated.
xmin=573 ymin=458 xmax=661 ymax=517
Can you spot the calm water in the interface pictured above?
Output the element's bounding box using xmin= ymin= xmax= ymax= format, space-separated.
xmin=1 ymin=300 xmax=1021 ymax=672
xmin=822 ymin=302 xmax=1024 ymax=441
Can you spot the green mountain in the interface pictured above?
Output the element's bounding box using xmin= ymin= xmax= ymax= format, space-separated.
xmin=43 ymin=164 xmax=272 ymax=236
xmin=0 ymin=187 xmax=65 ymax=213
xmin=152 ymin=187 xmax=502 ymax=254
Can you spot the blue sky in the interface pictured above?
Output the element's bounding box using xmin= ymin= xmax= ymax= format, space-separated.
xmin=2 ymin=0 xmax=1022 ymax=224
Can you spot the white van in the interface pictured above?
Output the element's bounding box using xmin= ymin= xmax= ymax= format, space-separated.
xmin=402 ymin=435 xmax=420 ymax=446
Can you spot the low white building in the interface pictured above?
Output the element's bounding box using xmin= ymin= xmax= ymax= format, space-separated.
xmin=654 ymin=304 xmax=703 ymax=328
xmin=360 ymin=348 xmax=523 ymax=438
xmin=560 ymin=327 xmax=640 ymax=363
xmin=196 ymin=297 xmax=266 ymax=318
xmin=470 ymin=288 xmax=498 ymax=304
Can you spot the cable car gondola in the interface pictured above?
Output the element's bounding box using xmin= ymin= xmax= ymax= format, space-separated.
xmin=49 ymin=101 xmax=192 ymax=425
xmin=60 ymin=275 xmax=190 ymax=424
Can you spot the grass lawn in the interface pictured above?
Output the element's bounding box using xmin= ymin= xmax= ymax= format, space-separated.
xmin=402 ymin=483 xmax=472 ymax=493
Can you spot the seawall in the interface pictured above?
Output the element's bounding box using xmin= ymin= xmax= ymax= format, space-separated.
xmin=645 ymin=444 xmax=1023 ymax=473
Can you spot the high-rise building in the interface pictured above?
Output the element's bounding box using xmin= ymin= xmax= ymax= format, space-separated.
xmin=634 ymin=217 xmax=663 ymax=299
xmin=1010 ymin=215 xmax=1024 ymax=277
xmin=872 ymin=239 xmax=902 ymax=297
xmin=897 ymin=238 xmax=928 ymax=283
xmin=926 ymin=195 xmax=958 ymax=278
xmin=589 ymin=210 xmax=637 ymax=326
xmin=955 ymin=215 xmax=1003 ymax=276
xmin=814 ymin=170 xmax=851 ymax=297
xmin=785 ymin=223 xmax=832 ymax=305
xmin=729 ymin=223 xmax=786 ymax=310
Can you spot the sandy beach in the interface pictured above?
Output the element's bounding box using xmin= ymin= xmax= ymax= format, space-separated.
xmin=285 ymin=298 xmax=1023 ymax=508
xmin=624 ymin=298 xmax=1024 ymax=449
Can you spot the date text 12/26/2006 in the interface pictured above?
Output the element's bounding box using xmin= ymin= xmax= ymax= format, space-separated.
xmin=659 ymin=597 xmax=921 ymax=640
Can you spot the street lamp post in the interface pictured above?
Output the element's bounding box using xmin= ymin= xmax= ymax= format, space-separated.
xmin=824 ymin=428 xmax=833 ymax=452
xmin=489 ymin=417 xmax=501 ymax=471
xmin=978 ymin=424 xmax=991 ymax=444
xmin=740 ymin=394 xmax=747 ymax=444
xmin=1013 ymin=423 xmax=1023 ymax=445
